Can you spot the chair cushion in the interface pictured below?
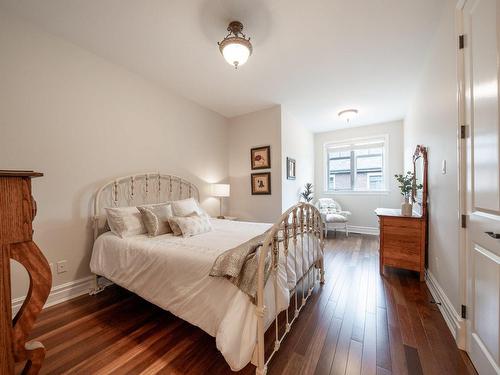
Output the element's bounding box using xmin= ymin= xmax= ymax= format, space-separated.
xmin=317 ymin=198 xmax=336 ymax=209
xmin=324 ymin=213 xmax=348 ymax=223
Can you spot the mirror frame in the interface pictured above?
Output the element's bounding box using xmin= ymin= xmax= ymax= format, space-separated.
xmin=412 ymin=145 xmax=428 ymax=216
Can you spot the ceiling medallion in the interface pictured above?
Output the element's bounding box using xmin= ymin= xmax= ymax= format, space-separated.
xmin=338 ymin=109 xmax=359 ymax=123
xmin=218 ymin=21 xmax=253 ymax=69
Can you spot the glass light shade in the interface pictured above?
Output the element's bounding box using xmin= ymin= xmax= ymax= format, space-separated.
xmin=211 ymin=183 xmax=230 ymax=197
xmin=221 ymin=42 xmax=251 ymax=68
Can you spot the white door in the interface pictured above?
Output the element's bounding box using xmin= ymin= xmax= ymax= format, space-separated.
xmin=463 ymin=0 xmax=500 ymax=374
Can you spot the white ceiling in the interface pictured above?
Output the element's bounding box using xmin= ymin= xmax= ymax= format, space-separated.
xmin=0 ymin=0 xmax=445 ymax=132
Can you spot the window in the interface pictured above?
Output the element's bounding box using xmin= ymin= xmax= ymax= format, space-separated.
xmin=325 ymin=136 xmax=387 ymax=192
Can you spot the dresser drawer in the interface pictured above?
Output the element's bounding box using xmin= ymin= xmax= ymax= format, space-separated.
xmin=383 ymin=254 xmax=421 ymax=272
xmin=383 ymin=232 xmax=421 ymax=255
xmin=382 ymin=216 xmax=422 ymax=230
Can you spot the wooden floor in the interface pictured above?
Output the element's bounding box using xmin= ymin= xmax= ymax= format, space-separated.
xmin=18 ymin=234 xmax=477 ymax=375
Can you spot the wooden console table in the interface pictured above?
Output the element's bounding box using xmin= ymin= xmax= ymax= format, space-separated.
xmin=375 ymin=208 xmax=426 ymax=281
xmin=0 ymin=170 xmax=51 ymax=375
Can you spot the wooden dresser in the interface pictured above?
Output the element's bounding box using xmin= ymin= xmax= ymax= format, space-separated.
xmin=0 ymin=170 xmax=51 ymax=375
xmin=375 ymin=208 xmax=426 ymax=281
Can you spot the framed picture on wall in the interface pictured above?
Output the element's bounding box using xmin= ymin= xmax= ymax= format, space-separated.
xmin=286 ymin=157 xmax=296 ymax=180
xmin=251 ymin=146 xmax=271 ymax=170
xmin=251 ymin=172 xmax=271 ymax=195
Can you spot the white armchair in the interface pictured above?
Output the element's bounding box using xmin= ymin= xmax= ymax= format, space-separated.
xmin=315 ymin=198 xmax=351 ymax=237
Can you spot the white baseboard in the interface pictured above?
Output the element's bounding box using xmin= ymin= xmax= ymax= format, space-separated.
xmin=330 ymin=225 xmax=379 ymax=236
xmin=12 ymin=275 xmax=95 ymax=315
xmin=425 ymin=270 xmax=466 ymax=349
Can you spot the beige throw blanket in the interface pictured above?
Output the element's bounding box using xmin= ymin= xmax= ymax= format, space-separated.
xmin=209 ymin=230 xmax=272 ymax=304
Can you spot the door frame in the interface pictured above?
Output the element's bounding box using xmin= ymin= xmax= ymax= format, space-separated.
xmin=456 ymin=0 xmax=468 ymax=351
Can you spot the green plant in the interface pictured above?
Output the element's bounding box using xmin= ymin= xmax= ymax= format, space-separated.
xmin=394 ymin=172 xmax=423 ymax=201
xmin=300 ymin=183 xmax=314 ymax=202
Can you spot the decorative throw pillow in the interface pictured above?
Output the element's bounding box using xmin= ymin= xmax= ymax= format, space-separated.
xmin=137 ymin=203 xmax=173 ymax=236
xmin=168 ymin=213 xmax=212 ymax=237
xmin=105 ymin=206 xmax=147 ymax=238
xmin=171 ymin=198 xmax=207 ymax=217
xmin=168 ymin=217 xmax=183 ymax=236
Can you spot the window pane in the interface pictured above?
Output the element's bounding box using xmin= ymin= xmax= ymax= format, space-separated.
xmin=355 ymin=148 xmax=383 ymax=172
xmin=326 ymin=141 xmax=385 ymax=191
xmin=355 ymin=147 xmax=383 ymax=190
xmin=329 ymin=157 xmax=350 ymax=172
xmin=329 ymin=150 xmax=350 ymax=158
xmin=328 ymin=151 xmax=352 ymax=190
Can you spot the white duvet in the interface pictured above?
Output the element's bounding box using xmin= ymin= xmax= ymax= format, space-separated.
xmin=90 ymin=218 xmax=315 ymax=371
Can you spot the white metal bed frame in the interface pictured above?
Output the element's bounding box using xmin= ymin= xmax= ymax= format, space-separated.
xmin=89 ymin=173 xmax=324 ymax=375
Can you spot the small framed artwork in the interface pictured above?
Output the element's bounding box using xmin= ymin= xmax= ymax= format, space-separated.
xmin=251 ymin=172 xmax=271 ymax=195
xmin=251 ymin=146 xmax=271 ymax=170
xmin=286 ymin=157 xmax=296 ymax=180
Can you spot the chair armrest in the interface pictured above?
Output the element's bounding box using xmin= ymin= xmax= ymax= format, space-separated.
xmin=338 ymin=211 xmax=352 ymax=216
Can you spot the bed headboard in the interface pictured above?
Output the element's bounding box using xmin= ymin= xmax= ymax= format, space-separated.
xmin=93 ymin=173 xmax=200 ymax=240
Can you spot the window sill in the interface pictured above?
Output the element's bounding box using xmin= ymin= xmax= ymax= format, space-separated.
xmin=323 ymin=190 xmax=390 ymax=196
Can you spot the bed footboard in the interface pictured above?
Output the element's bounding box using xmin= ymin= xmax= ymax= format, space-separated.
xmin=255 ymin=203 xmax=324 ymax=375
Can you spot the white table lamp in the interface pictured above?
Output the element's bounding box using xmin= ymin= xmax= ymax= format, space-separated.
xmin=211 ymin=184 xmax=230 ymax=218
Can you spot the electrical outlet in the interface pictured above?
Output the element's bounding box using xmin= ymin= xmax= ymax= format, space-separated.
xmin=56 ymin=260 xmax=67 ymax=274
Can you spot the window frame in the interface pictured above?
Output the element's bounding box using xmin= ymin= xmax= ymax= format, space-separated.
xmin=323 ymin=134 xmax=390 ymax=195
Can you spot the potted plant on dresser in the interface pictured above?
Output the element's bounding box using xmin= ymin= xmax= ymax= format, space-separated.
xmin=394 ymin=171 xmax=422 ymax=216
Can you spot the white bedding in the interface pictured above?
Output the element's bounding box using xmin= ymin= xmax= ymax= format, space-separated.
xmin=90 ymin=218 xmax=315 ymax=371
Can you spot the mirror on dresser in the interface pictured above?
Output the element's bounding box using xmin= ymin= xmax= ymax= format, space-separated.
xmin=375 ymin=145 xmax=428 ymax=281
xmin=412 ymin=145 xmax=428 ymax=216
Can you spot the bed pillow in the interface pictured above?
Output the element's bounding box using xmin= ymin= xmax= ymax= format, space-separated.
xmin=168 ymin=218 xmax=183 ymax=236
xmin=105 ymin=206 xmax=147 ymax=238
xmin=168 ymin=213 xmax=212 ymax=238
xmin=171 ymin=197 xmax=207 ymax=217
xmin=137 ymin=203 xmax=174 ymax=236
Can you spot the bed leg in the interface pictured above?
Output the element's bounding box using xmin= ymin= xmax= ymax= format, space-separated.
xmin=89 ymin=274 xmax=105 ymax=295
xmin=319 ymin=258 xmax=325 ymax=285
xmin=255 ymin=305 xmax=267 ymax=375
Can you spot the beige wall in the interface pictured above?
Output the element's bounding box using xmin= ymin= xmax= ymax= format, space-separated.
xmin=0 ymin=11 xmax=229 ymax=300
xmin=281 ymin=111 xmax=314 ymax=210
xmin=314 ymin=120 xmax=404 ymax=230
xmin=228 ymin=106 xmax=282 ymax=223
xmin=404 ymin=0 xmax=460 ymax=311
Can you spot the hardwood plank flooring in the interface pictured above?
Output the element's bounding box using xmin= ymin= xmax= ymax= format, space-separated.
xmin=16 ymin=234 xmax=476 ymax=375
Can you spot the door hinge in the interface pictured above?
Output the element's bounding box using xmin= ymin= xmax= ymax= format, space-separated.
xmin=459 ymin=34 xmax=465 ymax=49
xmin=460 ymin=125 xmax=468 ymax=139
xmin=461 ymin=214 xmax=467 ymax=228
xmin=461 ymin=304 xmax=467 ymax=319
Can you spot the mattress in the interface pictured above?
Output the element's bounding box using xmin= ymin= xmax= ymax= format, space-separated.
xmin=90 ymin=218 xmax=316 ymax=371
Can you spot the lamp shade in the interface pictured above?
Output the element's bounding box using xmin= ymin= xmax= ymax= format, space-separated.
xmin=211 ymin=184 xmax=230 ymax=197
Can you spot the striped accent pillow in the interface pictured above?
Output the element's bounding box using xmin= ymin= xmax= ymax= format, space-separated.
xmin=168 ymin=213 xmax=212 ymax=238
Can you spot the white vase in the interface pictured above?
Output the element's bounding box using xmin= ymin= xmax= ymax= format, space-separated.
xmin=401 ymin=198 xmax=413 ymax=216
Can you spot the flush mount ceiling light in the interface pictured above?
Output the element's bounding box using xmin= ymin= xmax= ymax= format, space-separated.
xmin=218 ymin=21 xmax=253 ymax=69
xmin=338 ymin=109 xmax=359 ymax=123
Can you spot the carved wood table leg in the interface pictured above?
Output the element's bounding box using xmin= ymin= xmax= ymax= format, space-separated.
xmin=1 ymin=244 xmax=14 ymax=374
xmin=10 ymin=241 xmax=52 ymax=375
